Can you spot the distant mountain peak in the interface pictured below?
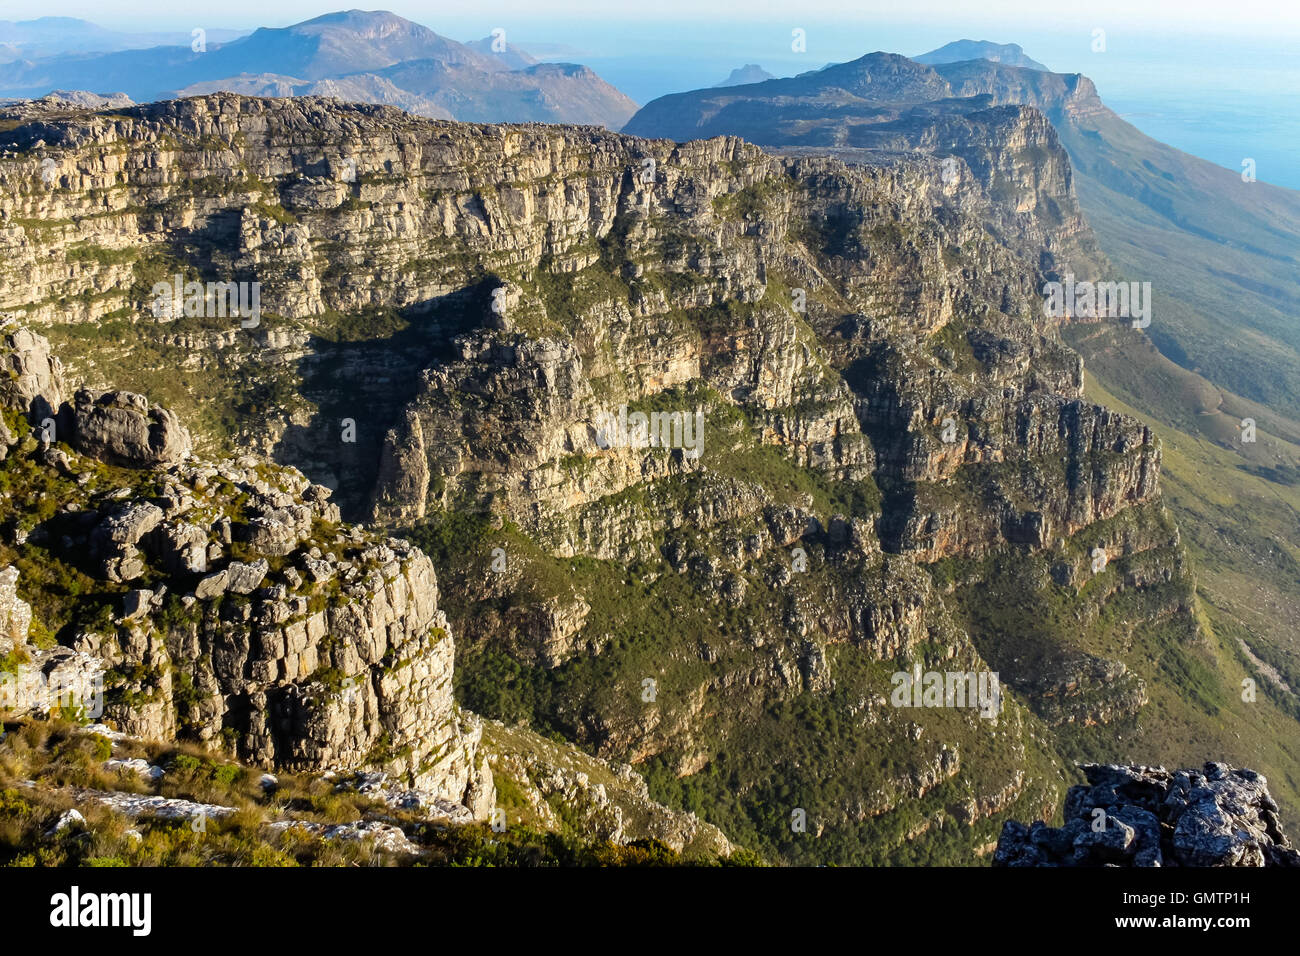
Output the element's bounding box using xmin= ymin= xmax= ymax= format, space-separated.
xmin=793 ymin=52 xmax=952 ymax=100
xmin=465 ymin=34 xmax=538 ymax=71
xmin=293 ymin=9 xmax=417 ymax=29
xmin=713 ymin=64 xmax=775 ymax=87
xmin=914 ymin=39 xmax=1049 ymax=72
xmin=0 ymin=8 xmax=636 ymax=128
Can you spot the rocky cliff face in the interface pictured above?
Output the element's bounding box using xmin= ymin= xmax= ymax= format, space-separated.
xmin=0 ymin=95 xmax=1133 ymax=535
xmin=995 ymin=763 xmax=1300 ymax=867
xmin=0 ymin=323 xmax=749 ymax=854
xmin=622 ymin=54 xmax=1105 ymax=276
xmin=0 ymin=322 xmax=492 ymax=815
xmin=0 ymin=94 xmax=1214 ymax=864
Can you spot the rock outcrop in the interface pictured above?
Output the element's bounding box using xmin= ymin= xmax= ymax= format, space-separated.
xmin=0 ymin=323 xmax=65 ymax=422
xmin=0 ymin=327 xmax=491 ymax=816
xmin=0 ymin=323 xmax=190 ymax=467
xmin=0 ymin=565 xmax=30 ymax=651
xmin=70 ymin=388 xmax=192 ymax=467
xmin=482 ymin=719 xmax=734 ymax=859
xmin=994 ymin=763 xmax=1300 ymax=867
xmin=0 ymin=566 xmax=105 ymax=719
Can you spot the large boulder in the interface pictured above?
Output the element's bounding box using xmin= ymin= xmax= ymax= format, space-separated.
xmin=71 ymin=388 xmax=192 ymax=467
xmin=994 ymin=762 xmax=1300 ymax=867
xmin=150 ymin=521 xmax=210 ymax=575
xmin=0 ymin=325 xmax=65 ymax=422
xmin=89 ymin=501 xmax=165 ymax=582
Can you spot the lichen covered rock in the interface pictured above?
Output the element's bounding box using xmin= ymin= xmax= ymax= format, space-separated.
xmin=994 ymin=763 xmax=1300 ymax=867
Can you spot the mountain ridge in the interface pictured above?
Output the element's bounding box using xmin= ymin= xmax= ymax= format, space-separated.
xmin=915 ymin=40 xmax=1049 ymax=72
xmin=0 ymin=9 xmax=638 ymax=129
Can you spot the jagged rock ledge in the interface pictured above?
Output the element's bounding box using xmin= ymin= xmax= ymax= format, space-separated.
xmin=994 ymin=762 xmax=1300 ymax=867
xmin=0 ymin=323 xmax=493 ymax=817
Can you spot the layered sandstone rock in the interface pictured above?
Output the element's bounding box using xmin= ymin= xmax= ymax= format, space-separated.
xmin=0 ymin=327 xmax=490 ymax=814
xmin=0 ymin=96 xmax=1208 ymax=862
xmin=71 ymin=388 xmax=192 ymax=467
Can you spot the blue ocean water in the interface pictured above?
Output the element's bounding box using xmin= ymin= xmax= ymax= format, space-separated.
xmin=1019 ymin=30 xmax=1300 ymax=191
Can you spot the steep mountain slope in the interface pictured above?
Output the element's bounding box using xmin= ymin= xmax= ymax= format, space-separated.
xmin=931 ymin=58 xmax=1300 ymax=421
xmin=622 ymin=58 xmax=1300 ymax=824
xmin=626 ymin=49 xmax=1300 ymax=423
xmin=364 ymin=59 xmax=636 ymax=126
xmin=0 ymin=10 xmax=637 ymax=129
xmin=0 ymin=322 xmax=737 ymax=864
xmin=922 ymin=61 xmax=1300 ymax=794
xmin=464 ymin=35 xmax=538 ymax=71
xmin=1 ymin=93 xmax=1295 ymax=862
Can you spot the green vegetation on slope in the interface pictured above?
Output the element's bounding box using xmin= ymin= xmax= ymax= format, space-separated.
xmin=0 ymin=718 xmax=732 ymax=867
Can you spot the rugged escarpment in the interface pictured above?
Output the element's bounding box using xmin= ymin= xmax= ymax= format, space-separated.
xmin=0 ymin=94 xmax=1144 ymax=543
xmin=622 ymin=53 xmax=1101 ymax=274
xmin=1 ymin=321 xmax=492 ymax=813
xmin=0 ymin=94 xmax=1227 ymax=864
xmin=627 ymin=46 xmax=1300 ymax=429
xmin=995 ymin=763 xmax=1300 ymax=867
xmin=0 ymin=322 xmax=752 ymax=859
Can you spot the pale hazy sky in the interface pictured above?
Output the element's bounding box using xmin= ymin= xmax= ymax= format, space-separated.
xmin=10 ymin=0 xmax=1300 ymax=34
